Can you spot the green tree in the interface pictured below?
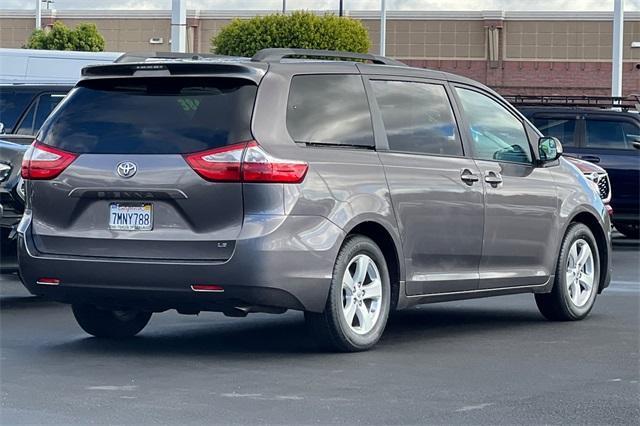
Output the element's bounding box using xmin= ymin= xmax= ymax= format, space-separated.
xmin=25 ymin=21 xmax=105 ymax=52
xmin=212 ymin=11 xmax=370 ymax=57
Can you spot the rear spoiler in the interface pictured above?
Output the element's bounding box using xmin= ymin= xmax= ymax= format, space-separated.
xmin=80 ymin=61 xmax=267 ymax=83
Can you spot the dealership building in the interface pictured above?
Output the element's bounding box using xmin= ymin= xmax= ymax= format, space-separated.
xmin=1 ymin=8 xmax=639 ymax=96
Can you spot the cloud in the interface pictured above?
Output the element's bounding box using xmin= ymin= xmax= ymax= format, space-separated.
xmin=2 ymin=0 xmax=639 ymax=10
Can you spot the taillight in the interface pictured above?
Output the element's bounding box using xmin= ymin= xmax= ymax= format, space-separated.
xmin=183 ymin=141 xmax=308 ymax=184
xmin=183 ymin=141 xmax=245 ymax=182
xmin=21 ymin=141 xmax=78 ymax=180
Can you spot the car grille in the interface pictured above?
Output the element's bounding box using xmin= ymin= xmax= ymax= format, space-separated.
xmin=597 ymin=175 xmax=611 ymax=200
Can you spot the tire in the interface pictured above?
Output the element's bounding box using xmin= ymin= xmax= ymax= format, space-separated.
xmin=72 ymin=304 xmax=152 ymax=338
xmin=535 ymin=223 xmax=600 ymax=321
xmin=305 ymin=235 xmax=391 ymax=352
xmin=614 ymin=221 xmax=640 ymax=239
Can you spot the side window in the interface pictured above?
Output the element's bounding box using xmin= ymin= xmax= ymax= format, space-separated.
xmin=0 ymin=89 xmax=37 ymax=133
xmin=585 ymin=119 xmax=639 ymax=150
xmin=14 ymin=93 xmax=64 ymax=136
xmin=531 ymin=116 xmax=577 ymax=147
xmin=33 ymin=93 xmax=65 ymax=132
xmin=370 ymin=80 xmax=462 ymax=156
xmin=455 ymin=87 xmax=533 ymax=164
xmin=286 ymin=75 xmax=374 ymax=147
xmin=15 ymin=102 xmax=37 ymax=135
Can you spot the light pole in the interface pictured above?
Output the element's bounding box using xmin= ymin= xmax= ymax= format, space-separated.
xmin=612 ymin=0 xmax=624 ymax=97
xmin=380 ymin=0 xmax=387 ymax=56
xmin=171 ymin=0 xmax=186 ymax=53
xmin=35 ymin=0 xmax=41 ymax=30
xmin=282 ymin=0 xmax=286 ymax=14
xmin=339 ymin=0 xmax=344 ymax=17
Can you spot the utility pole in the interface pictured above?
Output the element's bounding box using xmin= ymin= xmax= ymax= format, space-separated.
xmin=612 ymin=0 xmax=624 ymax=97
xmin=380 ymin=0 xmax=387 ymax=56
xmin=35 ymin=0 xmax=41 ymax=30
xmin=171 ymin=0 xmax=186 ymax=53
xmin=339 ymin=0 xmax=344 ymax=17
xmin=282 ymin=0 xmax=286 ymax=14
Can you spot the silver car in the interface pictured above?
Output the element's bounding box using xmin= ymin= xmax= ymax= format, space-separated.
xmin=18 ymin=49 xmax=611 ymax=351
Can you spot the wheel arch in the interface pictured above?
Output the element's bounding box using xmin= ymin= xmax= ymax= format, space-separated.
xmin=343 ymin=220 xmax=404 ymax=311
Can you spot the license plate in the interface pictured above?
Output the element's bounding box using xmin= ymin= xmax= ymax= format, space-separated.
xmin=109 ymin=203 xmax=153 ymax=231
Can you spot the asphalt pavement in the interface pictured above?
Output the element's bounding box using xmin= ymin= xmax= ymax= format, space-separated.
xmin=1 ymin=235 xmax=638 ymax=425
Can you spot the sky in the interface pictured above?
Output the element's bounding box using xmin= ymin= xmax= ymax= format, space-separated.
xmin=2 ymin=0 xmax=640 ymax=11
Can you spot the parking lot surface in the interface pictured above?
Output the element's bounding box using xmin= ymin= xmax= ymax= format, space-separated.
xmin=1 ymin=236 xmax=638 ymax=425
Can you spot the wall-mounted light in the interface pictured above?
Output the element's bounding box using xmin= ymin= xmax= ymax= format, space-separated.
xmin=631 ymin=41 xmax=640 ymax=48
xmin=149 ymin=37 xmax=164 ymax=44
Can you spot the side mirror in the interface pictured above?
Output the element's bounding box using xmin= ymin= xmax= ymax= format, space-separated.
xmin=538 ymin=136 xmax=563 ymax=162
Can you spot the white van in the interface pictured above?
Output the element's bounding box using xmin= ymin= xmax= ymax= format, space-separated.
xmin=0 ymin=48 xmax=123 ymax=84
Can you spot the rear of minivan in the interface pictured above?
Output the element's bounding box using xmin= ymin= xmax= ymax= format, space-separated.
xmin=18 ymin=63 xmax=343 ymax=315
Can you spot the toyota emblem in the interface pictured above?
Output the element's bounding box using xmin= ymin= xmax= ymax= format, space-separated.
xmin=116 ymin=161 xmax=137 ymax=178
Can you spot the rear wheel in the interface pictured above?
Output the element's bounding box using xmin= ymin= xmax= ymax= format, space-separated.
xmin=305 ymin=235 xmax=391 ymax=352
xmin=614 ymin=221 xmax=639 ymax=239
xmin=535 ymin=223 xmax=600 ymax=321
xmin=72 ymin=304 xmax=152 ymax=338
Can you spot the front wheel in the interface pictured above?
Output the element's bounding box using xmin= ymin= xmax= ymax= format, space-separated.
xmin=305 ymin=235 xmax=391 ymax=352
xmin=535 ymin=223 xmax=600 ymax=321
xmin=72 ymin=304 xmax=152 ymax=338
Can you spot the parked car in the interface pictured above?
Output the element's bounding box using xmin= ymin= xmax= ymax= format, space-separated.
xmin=565 ymin=156 xmax=612 ymax=215
xmin=18 ymin=49 xmax=611 ymax=351
xmin=0 ymin=139 xmax=27 ymax=271
xmin=0 ymin=84 xmax=73 ymax=145
xmin=0 ymin=48 xmax=123 ymax=84
xmin=509 ymin=96 xmax=640 ymax=238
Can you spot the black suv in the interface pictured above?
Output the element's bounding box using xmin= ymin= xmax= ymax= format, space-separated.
xmin=510 ymin=96 xmax=640 ymax=238
xmin=0 ymin=85 xmax=72 ymax=145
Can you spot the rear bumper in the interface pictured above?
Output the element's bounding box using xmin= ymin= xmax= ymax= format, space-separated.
xmin=18 ymin=213 xmax=344 ymax=313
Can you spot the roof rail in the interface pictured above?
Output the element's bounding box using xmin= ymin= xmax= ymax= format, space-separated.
xmin=115 ymin=52 xmax=238 ymax=63
xmin=504 ymin=94 xmax=640 ymax=112
xmin=251 ymin=48 xmax=406 ymax=66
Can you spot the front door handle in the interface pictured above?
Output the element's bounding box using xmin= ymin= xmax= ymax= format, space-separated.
xmin=460 ymin=169 xmax=480 ymax=184
xmin=484 ymin=171 xmax=503 ymax=186
xmin=580 ymin=155 xmax=601 ymax=164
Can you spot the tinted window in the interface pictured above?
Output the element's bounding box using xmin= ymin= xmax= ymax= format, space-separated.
xmin=15 ymin=93 xmax=65 ymax=136
xmin=455 ymin=88 xmax=532 ymax=164
xmin=371 ymin=80 xmax=462 ymax=156
xmin=287 ymin=75 xmax=374 ymax=147
xmin=531 ymin=116 xmax=577 ymax=147
xmin=39 ymin=78 xmax=257 ymax=154
xmin=0 ymin=89 xmax=37 ymax=133
xmin=15 ymin=103 xmax=36 ymax=135
xmin=585 ymin=119 xmax=639 ymax=150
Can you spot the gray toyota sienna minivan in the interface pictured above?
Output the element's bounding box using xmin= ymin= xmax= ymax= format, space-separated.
xmin=18 ymin=49 xmax=612 ymax=351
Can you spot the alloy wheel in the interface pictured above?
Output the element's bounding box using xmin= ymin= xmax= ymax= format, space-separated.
xmin=341 ymin=254 xmax=383 ymax=335
xmin=565 ymin=239 xmax=595 ymax=308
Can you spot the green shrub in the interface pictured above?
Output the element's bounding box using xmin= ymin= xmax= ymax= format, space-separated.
xmin=212 ymin=11 xmax=370 ymax=57
xmin=25 ymin=21 xmax=105 ymax=52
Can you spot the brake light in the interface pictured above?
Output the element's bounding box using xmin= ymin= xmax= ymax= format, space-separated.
xmin=183 ymin=141 xmax=308 ymax=184
xmin=36 ymin=278 xmax=60 ymax=286
xmin=191 ymin=284 xmax=224 ymax=292
xmin=21 ymin=141 xmax=78 ymax=180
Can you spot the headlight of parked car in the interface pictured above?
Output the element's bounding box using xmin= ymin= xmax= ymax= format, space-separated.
xmin=16 ymin=177 xmax=25 ymax=202
xmin=0 ymin=163 xmax=11 ymax=182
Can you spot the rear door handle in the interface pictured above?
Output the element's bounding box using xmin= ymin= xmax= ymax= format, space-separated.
xmin=484 ymin=171 xmax=503 ymax=185
xmin=580 ymin=155 xmax=601 ymax=164
xmin=460 ymin=169 xmax=480 ymax=184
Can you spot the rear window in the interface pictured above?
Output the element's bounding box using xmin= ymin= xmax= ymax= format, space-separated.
xmin=39 ymin=77 xmax=257 ymax=154
xmin=585 ymin=119 xmax=639 ymax=150
xmin=286 ymin=74 xmax=374 ymax=147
